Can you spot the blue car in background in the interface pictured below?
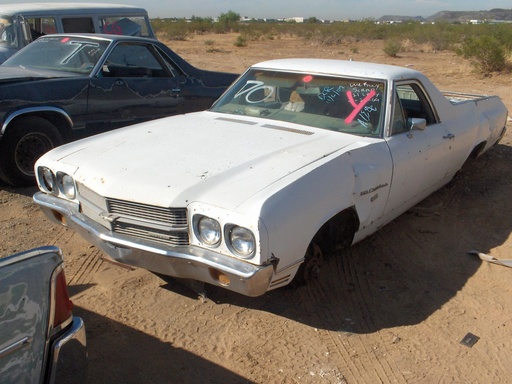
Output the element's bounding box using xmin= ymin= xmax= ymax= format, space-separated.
xmin=0 ymin=33 xmax=238 ymax=186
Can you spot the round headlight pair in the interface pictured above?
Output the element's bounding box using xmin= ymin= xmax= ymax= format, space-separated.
xmin=195 ymin=215 xmax=256 ymax=258
xmin=38 ymin=167 xmax=76 ymax=199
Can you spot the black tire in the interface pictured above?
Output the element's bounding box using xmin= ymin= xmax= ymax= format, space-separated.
xmin=0 ymin=116 xmax=63 ymax=187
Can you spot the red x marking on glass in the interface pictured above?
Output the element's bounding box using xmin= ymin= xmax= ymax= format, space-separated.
xmin=345 ymin=89 xmax=376 ymax=124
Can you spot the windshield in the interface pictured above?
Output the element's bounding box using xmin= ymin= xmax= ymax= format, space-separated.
xmin=3 ymin=35 xmax=110 ymax=74
xmin=211 ymin=69 xmax=386 ymax=137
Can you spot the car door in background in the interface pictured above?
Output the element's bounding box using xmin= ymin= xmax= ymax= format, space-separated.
xmin=86 ymin=42 xmax=183 ymax=135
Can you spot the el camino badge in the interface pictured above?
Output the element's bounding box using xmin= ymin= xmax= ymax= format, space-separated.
xmin=360 ymin=183 xmax=389 ymax=197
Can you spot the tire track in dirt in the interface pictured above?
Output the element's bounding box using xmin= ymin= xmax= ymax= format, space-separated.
xmin=65 ymin=247 xmax=105 ymax=285
xmin=48 ymin=227 xmax=107 ymax=285
xmin=304 ymin=246 xmax=407 ymax=384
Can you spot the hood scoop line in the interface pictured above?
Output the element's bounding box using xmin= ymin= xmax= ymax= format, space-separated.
xmin=261 ymin=124 xmax=314 ymax=136
xmin=214 ymin=117 xmax=315 ymax=136
xmin=215 ymin=117 xmax=258 ymax=125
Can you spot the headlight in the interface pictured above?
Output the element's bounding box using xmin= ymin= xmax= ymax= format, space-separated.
xmin=197 ymin=216 xmax=221 ymax=246
xmin=57 ymin=172 xmax=76 ymax=199
xmin=38 ymin=167 xmax=57 ymax=193
xmin=228 ymin=226 xmax=255 ymax=258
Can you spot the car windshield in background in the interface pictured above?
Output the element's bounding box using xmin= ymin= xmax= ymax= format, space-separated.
xmin=211 ymin=69 xmax=386 ymax=137
xmin=3 ymin=36 xmax=110 ymax=74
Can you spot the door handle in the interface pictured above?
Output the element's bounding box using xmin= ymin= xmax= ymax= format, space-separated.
xmin=443 ymin=133 xmax=455 ymax=140
xmin=115 ymin=79 xmax=124 ymax=86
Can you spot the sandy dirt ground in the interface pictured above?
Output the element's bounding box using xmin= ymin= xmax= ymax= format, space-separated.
xmin=1 ymin=33 xmax=511 ymax=383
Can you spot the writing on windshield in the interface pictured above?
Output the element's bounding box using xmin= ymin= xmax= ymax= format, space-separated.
xmin=213 ymin=69 xmax=385 ymax=137
xmin=3 ymin=36 xmax=109 ymax=74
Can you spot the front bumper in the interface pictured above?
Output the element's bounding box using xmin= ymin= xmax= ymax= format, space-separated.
xmin=48 ymin=317 xmax=87 ymax=384
xmin=34 ymin=192 xmax=275 ymax=297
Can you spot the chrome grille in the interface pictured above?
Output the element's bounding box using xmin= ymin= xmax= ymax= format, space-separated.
xmin=106 ymin=198 xmax=189 ymax=247
xmin=76 ymin=181 xmax=189 ymax=247
xmin=112 ymin=222 xmax=189 ymax=246
xmin=107 ymin=199 xmax=187 ymax=227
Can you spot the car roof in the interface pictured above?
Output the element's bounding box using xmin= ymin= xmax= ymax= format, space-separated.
xmin=36 ymin=33 xmax=156 ymax=43
xmin=0 ymin=3 xmax=148 ymax=16
xmin=251 ymin=58 xmax=422 ymax=82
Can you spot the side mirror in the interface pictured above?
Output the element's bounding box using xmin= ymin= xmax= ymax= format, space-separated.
xmin=408 ymin=117 xmax=427 ymax=131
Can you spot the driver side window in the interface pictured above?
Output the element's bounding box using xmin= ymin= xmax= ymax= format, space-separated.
xmin=101 ymin=43 xmax=167 ymax=77
xmin=391 ymin=83 xmax=438 ymax=135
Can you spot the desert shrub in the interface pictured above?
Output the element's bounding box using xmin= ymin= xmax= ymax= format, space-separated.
xmin=356 ymin=20 xmax=389 ymax=40
xmin=149 ymin=18 xmax=512 ymax=62
xmin=406 ymin=22 xmax=461 ymax=51
xmin=383 ymin=39 xmax=402 ymax=57
xmin=153 ymin=19 xmax=191 ymax=41
xmin=483 ymin=24 xmax=512 ymax=52
xmin=318 ymin=32 xmax=344 ymax=46
xmin=234 ymin=35 xmax=247 ymax=47
xmin=242 ymin=29 xmax=263 ymax=41
xmin=458 ymin=35 xmax=508 ymax=73
xmin=217 ymin=11 xmax=241 ymax=33
xmin=206 ymin=48 xmax=223 ymax=53
xmin=159 ymin=30 xmax=189 ymax=41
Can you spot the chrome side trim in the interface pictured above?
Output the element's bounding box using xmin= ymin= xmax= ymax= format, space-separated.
xmin=0 ymin=337 xmax=32 ymax=359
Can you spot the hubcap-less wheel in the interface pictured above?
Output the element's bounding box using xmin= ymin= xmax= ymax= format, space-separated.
xmin=0 ymin=116 xmax=63 ymax=186
xmin=15 ymin=132 xmax=54 ymax=177
xmin=302 ymin=242 xmax=324 ymax=283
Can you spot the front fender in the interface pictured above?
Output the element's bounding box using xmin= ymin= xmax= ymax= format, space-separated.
xmin=258 ymin=152 xmax=357 ymax=274
xmin=256 ymin=140 xmax=392 ymax=274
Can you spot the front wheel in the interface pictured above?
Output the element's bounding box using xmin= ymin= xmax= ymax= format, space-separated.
xmin=292 ymin=242 xmax=324 ymax=287
xmin=0 ymin=117 xmax=63 ymax=187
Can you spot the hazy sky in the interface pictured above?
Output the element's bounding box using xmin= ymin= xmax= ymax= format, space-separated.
xmin=2 ymin=0 xmax=511 ymax=20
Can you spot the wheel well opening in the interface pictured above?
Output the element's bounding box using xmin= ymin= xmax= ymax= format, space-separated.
xmin=313 ymin=208 xmax=359 ymax=252
xmin=291 ymin=207 xmax=360 ymax=287
xmin=469 ymin=141 xmax=486 ymax=160
xmin=8 ymin=112 xmax=72 ymax=141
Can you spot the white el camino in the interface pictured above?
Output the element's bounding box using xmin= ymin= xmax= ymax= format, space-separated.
xmin=33 ymin=59 xmax=508 ymax=297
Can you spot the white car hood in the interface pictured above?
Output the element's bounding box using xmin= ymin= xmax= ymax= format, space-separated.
xmin=47 ymin=112 xmax=363 ymax=210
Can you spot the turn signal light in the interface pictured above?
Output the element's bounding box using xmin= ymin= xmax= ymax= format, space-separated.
xmin=209 ymin=268 xmax=230 ymax=286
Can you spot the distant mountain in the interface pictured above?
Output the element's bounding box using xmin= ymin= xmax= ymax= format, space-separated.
xmin=377 ymin=8 xmax=512 ymax=23
xmin=427 ymin=9 xmax=512 ymax=22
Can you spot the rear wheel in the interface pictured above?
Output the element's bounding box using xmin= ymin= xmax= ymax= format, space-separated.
xmin=0 ymin=117 xmax=63 ymax=187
